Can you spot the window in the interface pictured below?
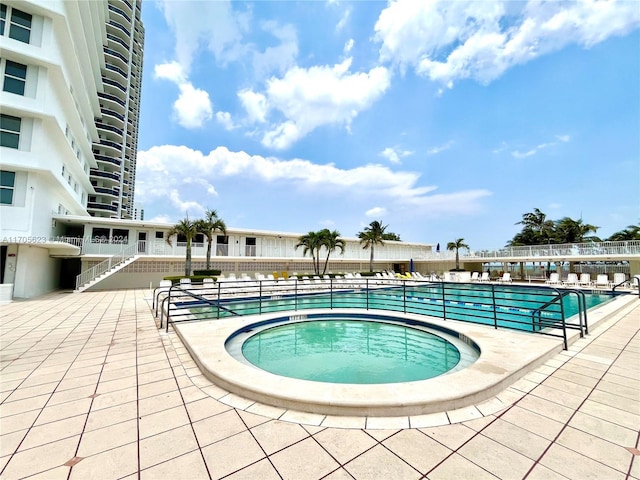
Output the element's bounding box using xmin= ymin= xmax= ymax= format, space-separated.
xmin=3 ymin=60 xmax=26 ymax=95
xmin=155 ymin=231 xmax=164 ymax=240
xmin=92 ymin=227 xmax=109 ymax=243
xmin=245 ymin=237 xmax=256 ymax=257
xmin=0 ymin=170 xmax=15 ymax=204
xmin=112 ymin=229 xmax=129 ymax=244
xmin=0 ymin=5 xmax=6 ymax=36
xmin=0 ymin=114 xmax=20 ymax=149
xmin=9 ymin=7 xmax=31 ymax=43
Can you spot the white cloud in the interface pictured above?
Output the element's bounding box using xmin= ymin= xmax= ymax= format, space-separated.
xmin=336 ymin=7 xmax=351 ymax=31
xmin=512 ymin=149 xmax=538 ymax=159
xmin=154 ymin=62 xmax=213 ymax=129
xmin=511 ymin=134 xmax=571 ymax=159
xmin=252 ymin=21 xmax=299 ymax=77
xmin=168 ymin=189 xmax=205 ymax=216
xmin=136 ymin=145 xmax=491 ymax=216
xmin=256 ymin=58 xmax=392 ymax=149
xmin=344 ymin=38 xmax=354 ymax=54
xmin=154 ymin=61 xmax=186 ymax=84
xmin=216 ymin=111 xmax=236 ymax=130
xmin=427 ymin=141 xmax=453 ymax=155
xmin=173 ymin=83 xmax=213 ymax=128
xmin=380 ymin=146 xmax=413 ymax=164
xmin=366 ymin=207 xmax=387 ymax=217
xmin=238 ymin=89 xmax=268 ymax=124
xmin=374 ymin=0 xmax=640 ymax=86
xmin=158 ymin=0 xmax=248 ymax=73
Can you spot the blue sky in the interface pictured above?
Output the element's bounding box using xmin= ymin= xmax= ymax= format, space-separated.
xmin=135 ymin=0 xmax=640 ymax=249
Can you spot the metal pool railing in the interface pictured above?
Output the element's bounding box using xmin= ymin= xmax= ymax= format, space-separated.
xmin=151 ymin=278 xmax=610 ymax=349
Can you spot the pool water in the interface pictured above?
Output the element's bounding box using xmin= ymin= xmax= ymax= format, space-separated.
xmin=240 ymin=319 xmax=462 ymax=384
xmin=205 ymin=284 xmax=612 ymax=333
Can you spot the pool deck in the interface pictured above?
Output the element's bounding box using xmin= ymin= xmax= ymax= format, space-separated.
xmin=1 ymin=289 xmax=638 ymax=480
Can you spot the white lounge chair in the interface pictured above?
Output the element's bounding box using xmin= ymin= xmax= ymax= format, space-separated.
xmin=470 ymin=272 xmax=480 ymax=282
xmin=562 ymin=273 xmax=579 ymax=287
xmin=578 ymin=273 xmax=592 ymax=287
xmin=545 ymin=273 xmax=561 ymax=286
xmin=479 ymin=272 xmax=491 ymax=282
xmin=498 ymin=272 xmax=512 ymax=283
xmin=612 ymin=272 xmax=628 ymax=288
xmin=594 ymin=274 xmax=610 ymax=289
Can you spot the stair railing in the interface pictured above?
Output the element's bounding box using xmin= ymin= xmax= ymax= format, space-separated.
xmin=75 ymin=242 xmax=139 ymax=290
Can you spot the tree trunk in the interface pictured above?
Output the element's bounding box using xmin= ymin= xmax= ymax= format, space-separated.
xmin=185 ymin=238 xmax=192 ymax=277
xmin=206 ymin=238 xmax=212 ymax=270
xmin=455 ymin=250 xmax=460 ymax=270
xmin=369 ymin=246 xmax=374 ymax=272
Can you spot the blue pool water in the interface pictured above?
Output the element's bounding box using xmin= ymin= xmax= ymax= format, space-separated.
xmin=203 ymin=283 xmax=612 ymax=333
xmin=240 ymin=319 xmax=463 ymax=384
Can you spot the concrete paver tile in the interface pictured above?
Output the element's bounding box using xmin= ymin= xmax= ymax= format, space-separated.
xmin=224 ymin=458 xmax=281 ymax=480
xmin=139 ymin=404 xmax=190 ymax=439
xmin=77 ymin=419 xmax=138 ymax=457
xmin=251 ymin=419 xmax=310 ymax=455
xmin=184 ymin=396 xmax=233 ymax=422
xmin=556 ymin=426 xmax=634 ymax=475
xmin=140 ymin=450 xmax=209 ymax=480
xmin=19 ymin=414 xmax=87 ymax=451
xmin=201 ymin=430 xmax=265 ymax=479
xmin=459 ymin=432 xmax=535 ymax=479
xmin=538 ymin=443 xmax=626 ymax=480
xmin=314 ymin=427 xmax=377 ymax=464
xmin=383 ymin=429 xmax=453 ymax=473
xmin=139 ymin=424 xmax=200 ymax=470
xmin=427 ymin=452 xmax=499 ymax=480
xmin=481 ymin=418 xmax=552 ymax=460
xmin=1 ymin=435 xmax=80 ymax=480
xmin=69 ymin=442 xmax=138 ymax=480
xmin=420 ymin=422 xmax=476 ymax=450
xmin=270 ymin=437 xmax=341 ymax=480
xmin=192 ymin=409 xmax=248 ymax=447
xmin=85 ymin=400 xmax=138 ymax=432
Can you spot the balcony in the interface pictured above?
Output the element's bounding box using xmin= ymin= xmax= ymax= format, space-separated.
xmin=94 ymin=186 xmax=120 ymax=198
xmin=87 ymin=202 xmax=118 ymax=213
xmin=90 ymin=169 xmax=120 ymax=182
xmin=94 ymin=154 xmax=121 ymax=167
xmin=95 ymin=122 xmax=123 ymax=137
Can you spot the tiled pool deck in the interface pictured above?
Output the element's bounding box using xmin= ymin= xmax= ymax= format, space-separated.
xmin=0 ymin=289 xmax=638 ymax=480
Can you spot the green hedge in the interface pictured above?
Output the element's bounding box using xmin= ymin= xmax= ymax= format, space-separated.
xmin=163 ymin=275 xmax=217 ymax=285
xmin=193 ymin=269 xmax=221 ymax=276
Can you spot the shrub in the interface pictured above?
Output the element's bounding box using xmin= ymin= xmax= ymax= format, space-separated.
xmin=193 ymin=269 xmax=221 ymax=276
xmin=163 ymin=275 xmax=217 ymax=285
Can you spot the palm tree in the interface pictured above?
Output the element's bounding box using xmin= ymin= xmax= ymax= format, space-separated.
xmin=296 ymin=231 xmax=324 ymax=275
xmin=320 ymin=229 xmax=346 ymax=275
xmin=516 ymin=208 xmax=555 ymax=245
xmin=195 ymin=209 xmax=227 ymax=270
xmin=357 ymin=221 xmax=387 ymax=272
xmin=607 ymin=224 xmax=640 ymax=241
xmin=447 ymin=238 xmax=469 ymax=270
xmin=166 ymin=217 xmax=198 ymax=277
xmin=554 ymin=217 xmax=599 ymax=243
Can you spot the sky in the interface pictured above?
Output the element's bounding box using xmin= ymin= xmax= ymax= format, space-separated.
xmin=135 ymin=0 xmax=640 ymax=249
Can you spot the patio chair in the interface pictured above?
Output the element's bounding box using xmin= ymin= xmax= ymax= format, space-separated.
xmin=498 ymin=272 xmax=512 ymax=283
xmin=594 ymin=274 xmax=610 ymax=289
xmin=577 ymin=273 xmax=592 ymax=287
xmin=545 ymin=273 xmax=561 ymax=286
xmin=612 ymin=273 xmax=628 ymax=288
xmin=470 ymin=272 xmax=480 ymax=282
xmin=479 ymin=272 xmax=491 ymax=282
xmin=562 ymin=273 xmax=579 ymax=287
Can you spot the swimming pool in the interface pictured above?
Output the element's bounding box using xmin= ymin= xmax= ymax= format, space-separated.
xmin=193 ymin=282 xmax=612 ymax=337
xmin=227 ymin=314 xmax=479 ymax=384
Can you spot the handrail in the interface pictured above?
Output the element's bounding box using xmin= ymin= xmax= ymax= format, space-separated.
xmin=151 ymin=276 xmax=613 ymax=349
xmin=75 ymin=242 xmax=138 ymax=290
xmin=159 ymin=284 xmax=240 ymax=332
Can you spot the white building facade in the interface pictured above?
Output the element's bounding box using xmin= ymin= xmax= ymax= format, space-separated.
xmin=0 ymin=0 xmax=144 ymax=299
